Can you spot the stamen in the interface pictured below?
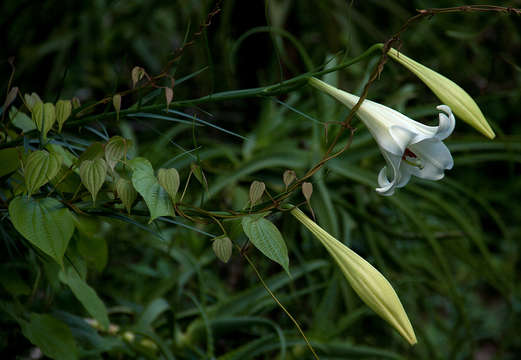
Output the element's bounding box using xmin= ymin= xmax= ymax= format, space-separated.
xmin=403 ymin=158 xmax=424 ymax=169
xmin=403 ymin=148 xmax=417 ymax=159
xmin=402 ymin=148 xmax=424 ymax=169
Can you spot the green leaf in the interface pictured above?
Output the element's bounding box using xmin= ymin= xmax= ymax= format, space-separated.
xmin=0 ymin=269 xmax=31 ymax=296
xmin=75 ymin=216 xmax=108 ymax=272
xmin=59 ymin=265 xmax=110 ymax=330
xmin=241 ymin=215 xmax=290 ymax=274
xmin=21 ymin=313 xmax=78 ymax=360
xmin=56 ymin=99 xmax=72 ymax=132
xmin=115 ymin=177 xmax=137 ymax=214
xmin=9 ymin=106 xmax=36 ymax=132
xmin=77 ymin=142 xmax=105 ymax=164
xmin=79 ymin=158 xmax=107 ymax=204
xmin=190 ymin=163 xmax=208 ymax=192
xmin=9 ymin=196 xmax=75 ymax=266
xmin=129 ymin=157 xmax=175 ymax=222
xmin=32 ymin=102 xmax=56 ymax=139
xmin=0 ymin=147 xmax=20 ymax=177
xmin=24 ymin=150 xmax=62 ymax=196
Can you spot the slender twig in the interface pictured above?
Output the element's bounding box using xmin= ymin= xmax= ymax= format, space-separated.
xmin=242 ymin=252 xmax=320 ymax=360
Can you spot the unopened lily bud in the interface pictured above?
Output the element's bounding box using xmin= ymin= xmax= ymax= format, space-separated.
xmin=386 ymin=47 xmax=494 ymax=139
xmin=290 ymin=207 xmax=417 ymax=345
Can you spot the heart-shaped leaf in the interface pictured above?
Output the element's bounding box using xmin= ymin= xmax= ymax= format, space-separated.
xmin=32 ymin=102 xmax=56 ymax=139
xmin=242 ymin=215 xmax=290 ymax=274
xmin=9 ymin=196 xmax=75 ymax=266
xmin=79 ymin=158 xmax=107 ymax=204
xmin=129 ymin=157 xmax=174 ymax=222
xmin=116 ymin=177 xmax=137 ymax=214
xmin=24 ymin=150 xmax=62 ymax=196
xmin=56 ymin=99 xmax=72 ymax=132
xmin=104 ymin=136 xmax=127 ymax=170
xmin=157 ymin=167 xmax=180 ymax=202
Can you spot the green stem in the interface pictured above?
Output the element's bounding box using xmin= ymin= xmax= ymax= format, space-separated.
xmin=0 ymin=44 xmax=380 ymax=150
xmin=243 ymin=252 xmax=320 ymax=360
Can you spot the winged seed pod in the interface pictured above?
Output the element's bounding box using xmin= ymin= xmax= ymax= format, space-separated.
xmin=32 ymin=102 xmax=56 ymax=139
xmin=80 ymin=158 xmax=108 ymax=204
xmin=24 ymin=150 xmax=62 ymax=196
xmin=105 ymin=136 xmax=127 ymax=170
xmin=283 ymin=170 xmax=296 ymax=190
xmin=4 ymin=87 xmax=18 ymax=110
xmin=157 ymin=168 xmax=180 ymax=202
xmin=131 ymin=66 xmax=145 ymax=88
xmin=249 ymin=181 xmax=265 ymax=208
xmin=302 ymin=182 xmax=313 ymax=201
xmin=72 ymin=97 xmax=81 ymax=109
xmin=290 ymin=207 xmax=417 ymax=345
xmin=24 ymin=92 xmax=42 ymax=111
xmin=56 ymin=99 xmax=72 ymax=133
xmin=212 ymin=236 xmax=233 ymax=263
xmin=116 ymin=178 xmax=137 ymax=214
xmin=113 ymin=94 xmax=122 ymax=121
xmin=386 ymin=47 xmax=495 ymax=139
xmin=165 ymin=87 xmax=173 ymax=110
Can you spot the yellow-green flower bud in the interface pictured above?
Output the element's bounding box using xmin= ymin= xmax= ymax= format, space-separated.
xmin=387 ymin=47 xmax=495 ymax=139
xmin=291 ymin=207 xmax=417 ymax=345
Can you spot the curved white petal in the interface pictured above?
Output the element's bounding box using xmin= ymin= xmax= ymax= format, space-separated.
xmin=396 ymin=165 xmax=413 ymax=188
xmin=408 ymin=159 xmax=445 ymax=181
xmin=434 ymin=105 xmax=456 ymax=140
xmin=376 ymin=151 xmax=402 ymax=196
xmin=410 ymin=139 xmax=453 ymax=171
xmin=389 ymin=126 xmax=416 ymax=153
xmin=366 ymin=125 xmax=404 ymax=156
xmin=377 ymin=166 xmax=393 ymax=194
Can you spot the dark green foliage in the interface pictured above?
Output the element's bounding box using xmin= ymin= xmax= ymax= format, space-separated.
xmin=1 ymin=1 xmax=521 ymax=359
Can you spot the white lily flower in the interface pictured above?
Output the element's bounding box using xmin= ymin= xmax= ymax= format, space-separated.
xmin=309 ymin=77 xmax=455 ymax=196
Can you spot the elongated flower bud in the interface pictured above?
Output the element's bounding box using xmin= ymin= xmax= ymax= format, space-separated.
xmin=386 ymin=47 xmax=494 ymax=139
xmin=291 ymin=207 xmax=417 ymax=345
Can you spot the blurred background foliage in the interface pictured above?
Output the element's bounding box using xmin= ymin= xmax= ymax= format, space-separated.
xmin=1 ymin=0 xmax=521 ymax=359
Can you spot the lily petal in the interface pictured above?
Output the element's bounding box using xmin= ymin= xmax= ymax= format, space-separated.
xmin=309 ymin=77 xmax=455 ymax=195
